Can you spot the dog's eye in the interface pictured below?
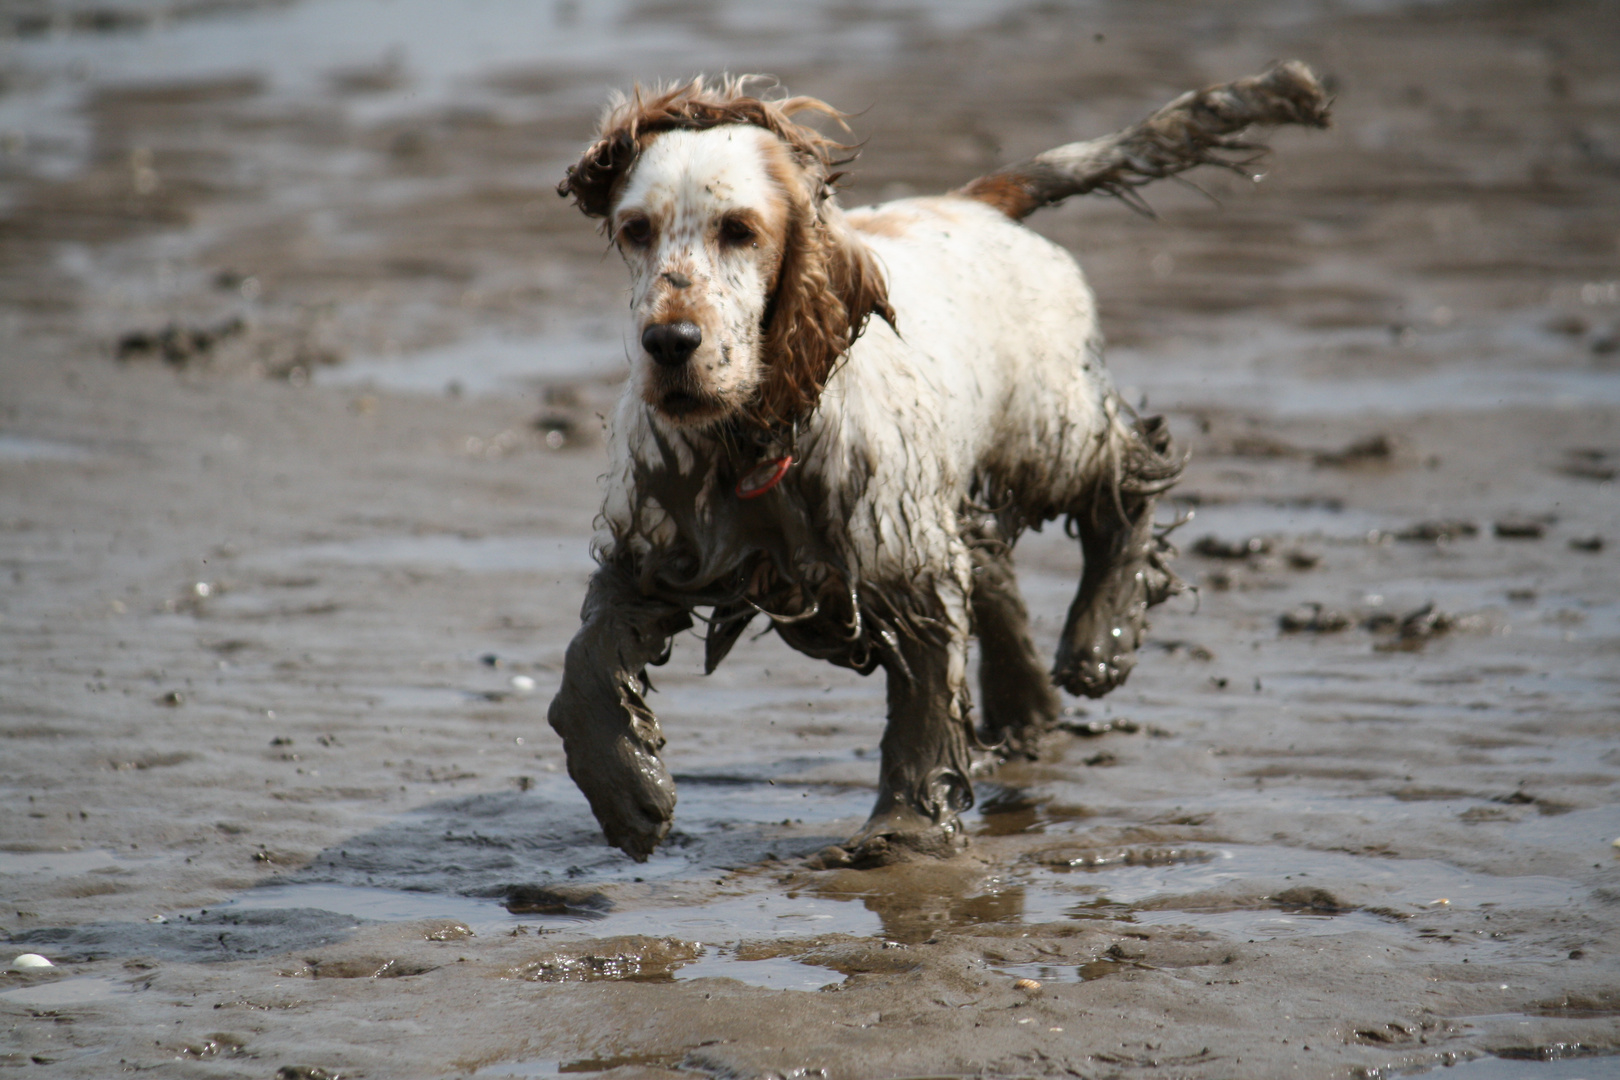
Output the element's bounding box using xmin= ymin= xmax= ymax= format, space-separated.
xmin=617 ymin=215 xmax=652 ymax=248
xmin=718 ymin=216 xmax=756 ymax=246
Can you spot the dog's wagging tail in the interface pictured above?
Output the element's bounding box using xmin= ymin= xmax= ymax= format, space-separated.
xmin=547 ymin=64 xmax=1330 ymax=863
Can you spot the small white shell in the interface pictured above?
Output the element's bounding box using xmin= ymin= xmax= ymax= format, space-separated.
xmin=509 ymin=675 xmax=536 ymax=693
xmin=1014 ymin=977 xmax=1041 ymax=991
xmin=10 ymin=954 xmax=54 ymax=970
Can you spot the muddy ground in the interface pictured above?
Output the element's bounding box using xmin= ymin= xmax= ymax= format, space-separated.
xmin=2 ymin=1 xmax=1619 ymax=1077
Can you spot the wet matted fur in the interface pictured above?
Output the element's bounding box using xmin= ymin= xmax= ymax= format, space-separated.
xmin=547 ymin=66 xmax=1330 ymax=863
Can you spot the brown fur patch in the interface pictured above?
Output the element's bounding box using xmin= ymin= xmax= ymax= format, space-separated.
xmin=955 ymin=172 xmax=1043 ymax=220
xmin=755 ymin=139 xmax=894 ymax=427
xmin=847 ymin=209 xmax=913 ymax=238
xmin=559 ymin=76 xmax=854 ymax=220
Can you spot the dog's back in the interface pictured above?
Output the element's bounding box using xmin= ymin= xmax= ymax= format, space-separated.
xmin=808 ymin=194 xmax=1119 ymax=573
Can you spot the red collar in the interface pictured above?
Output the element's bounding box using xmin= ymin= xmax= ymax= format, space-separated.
xmin=735 ymin=455 xmax=794 ymax=499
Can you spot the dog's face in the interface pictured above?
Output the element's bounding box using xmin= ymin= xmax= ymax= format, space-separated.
xmin=610 ymin=125 xmax=791 ymax=428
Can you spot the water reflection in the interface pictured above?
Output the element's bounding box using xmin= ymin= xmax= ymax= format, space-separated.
xmin=807 ymin=861 xmax=1027 ymax=943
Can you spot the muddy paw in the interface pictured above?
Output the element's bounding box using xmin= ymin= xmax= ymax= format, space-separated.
xmin=809 ymin=809 xmax=968 ymax=869
xmin=562 ymin=736 xmax=676 ymax=862
xmin=1052 ymin=637 xmax=1138 ymax=698
xmin=976 ymin=718 xmax=1055 ymax=763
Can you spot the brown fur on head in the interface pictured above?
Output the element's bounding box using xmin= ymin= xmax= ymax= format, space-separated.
xmin=559 ymin=77 xmax=895 ymax=431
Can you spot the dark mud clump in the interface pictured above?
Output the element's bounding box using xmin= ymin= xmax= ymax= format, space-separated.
xmin=1279 ymin=602 xmax=1354 ymax=633
xmin=1395 ymin=518 xmax=1479 ymax=543
xmin=502 ymin=883 xmax=612 ymax=917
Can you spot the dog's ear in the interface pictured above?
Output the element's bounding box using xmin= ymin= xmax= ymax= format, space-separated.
xmin=558 ymin=130 xmax=636 ymax=220
xmin=758 ymin=205 xmax=894 ymax=426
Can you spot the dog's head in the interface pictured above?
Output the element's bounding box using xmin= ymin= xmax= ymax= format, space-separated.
xmin=559 ymin=78 xmax=893 ymax=431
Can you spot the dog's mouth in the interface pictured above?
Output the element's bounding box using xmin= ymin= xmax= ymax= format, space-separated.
xmin=658 ymin=389 xmax=727 ymax=422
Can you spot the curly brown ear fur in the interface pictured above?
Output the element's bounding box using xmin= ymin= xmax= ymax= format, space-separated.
xmin=757 ymin=200 xmax=895 ymax=428
xmin=559 ymin=76 xmax=851 ymax=219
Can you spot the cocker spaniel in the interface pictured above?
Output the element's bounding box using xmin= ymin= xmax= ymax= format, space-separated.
xmin=547 ymin=63 xmax=1329 ymax=864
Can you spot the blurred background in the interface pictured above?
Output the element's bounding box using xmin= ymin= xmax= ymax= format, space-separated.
xmin=2 ymin=0 xmax=1615 ymax=408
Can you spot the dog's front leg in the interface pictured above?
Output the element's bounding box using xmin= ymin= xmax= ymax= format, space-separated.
xmin=547 ymin=564 xmax=692 ymax=861
xmin=836 ymin=599 xmax=977 ymax=866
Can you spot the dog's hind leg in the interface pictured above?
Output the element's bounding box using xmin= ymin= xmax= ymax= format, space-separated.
xmin=971 ymin=544 xmax=1062 ymax=759
xmin=547 ymin=564 xmax=692 ymax=861
xmin=1051 ymin=413 xmax=1183 ymax=698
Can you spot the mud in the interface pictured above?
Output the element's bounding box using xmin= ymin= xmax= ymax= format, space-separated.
xmin=3 ymin=1 xmax=1620 ymax=1078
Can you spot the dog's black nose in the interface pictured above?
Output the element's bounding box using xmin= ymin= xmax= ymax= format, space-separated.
xmin=641 ymin=321 xmax=702 ymax=367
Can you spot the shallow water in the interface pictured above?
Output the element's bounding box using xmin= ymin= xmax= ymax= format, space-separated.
xmin=1411 ymin=1055 xmax=1620 ymax=1079
xmin=0 ymin=977 xmax=134 ymax=1008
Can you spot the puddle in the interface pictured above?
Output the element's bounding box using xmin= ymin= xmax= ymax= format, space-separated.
xmin=255 ymin=773 xmax=874 ymax=895
xmin=1407 ymin=1054 xmax=1620 ymax=1079
xmin=13 ymin=774 xmax=880 ymax=965
xmin=0 ymin=977 xmax=133 ymax=1007
xmin=0 ymin=434 xmax=95 ymax=463
xmin=674 ymin=946 xmax=841 ymax=991
xmin=213 ymin=881 xmax=882 ymax=946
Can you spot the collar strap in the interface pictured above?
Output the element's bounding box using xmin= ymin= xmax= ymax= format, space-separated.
xmin=736 ymin=455 xmax=794 ymax=500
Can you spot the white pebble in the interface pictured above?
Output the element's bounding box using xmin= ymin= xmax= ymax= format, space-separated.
xmin=509 ymin=675 xmax=536 ymax=693
xmin=10 ymin=954 xmax=53 ymax=970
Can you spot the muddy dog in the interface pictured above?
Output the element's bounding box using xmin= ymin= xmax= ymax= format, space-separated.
xmin=547 ymin=64 xmax=1329 ymax=863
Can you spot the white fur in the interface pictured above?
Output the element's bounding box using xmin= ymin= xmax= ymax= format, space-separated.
xmin=613 ymin=126 xmax=787 ymax=421
xmin=595 ymin=129 xmax=1133 ymax=675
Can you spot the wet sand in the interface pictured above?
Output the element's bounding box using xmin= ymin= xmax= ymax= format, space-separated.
xmin=3 ymin=1 xmax=1619 ymax=1077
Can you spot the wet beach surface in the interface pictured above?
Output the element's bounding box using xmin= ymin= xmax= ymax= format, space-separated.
xmin=3 ymin=1 xmax=1619 ymax=1077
